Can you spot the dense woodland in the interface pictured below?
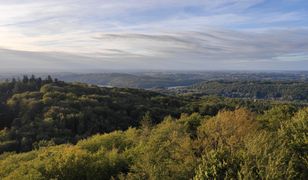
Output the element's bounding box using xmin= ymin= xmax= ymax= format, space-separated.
xmin=52 ymin=71 xmax=308 ymax=89
xmin=173 ymin=80 xmax=308 ymax=101
xmin=2 ymin=71 xmax=307 ymax=89
xmin=0 ymin=76 xmax=307 ymax=179
xmin=54 ymin=73 xmax=203 ymax=89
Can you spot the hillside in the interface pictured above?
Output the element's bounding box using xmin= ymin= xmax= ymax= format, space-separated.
xmin=0 ymin=76 xmax=307 ymax=179
xmin=54 ymin=73 xmax=204 ymax=89
xmin=0 ymin=107 xmax=307 ymax=179
xmin=0 ymin=76 xmax=189 ymax=153
xmin=170 ymin=80 xmax=308 ymax=101
xmin=2 ymin=76 xmax=306 ymax=154
xmin=2 ymin=71 xmax=307 ymax=89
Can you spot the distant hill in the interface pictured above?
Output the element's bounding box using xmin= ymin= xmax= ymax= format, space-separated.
xmin=175 ymin=80 xmax=308 ymax=101
xmin=54 ymin=73 xmax=204 ymax=88
xmin=1 ymin=71 xmax=308 ymax=89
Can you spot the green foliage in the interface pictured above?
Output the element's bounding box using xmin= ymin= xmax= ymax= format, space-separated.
xmin=0 ymin=77 xmax=292 ymax=154
xmin=0 ymin=77 xmax=186 ymax=153
xmin=197 ymin=108 xmax=259 ymax=152
xmin=140 ymin=111 xmax=153 ymax=129
xmin=0 ymin=77 xmax=306 ymax=179
xmin=258 ymin=104 xmax=297 ymax=130
xmin=189 ymin=80 xmax=308 ymax=101
xmin=0 ymin=143 xmax=131 ymax=180
xmin=77 ymin=129 xmax=139 ymax=153
xmin=32 ymin=140 xmax=56 ymax=150
xmin=194 ymin=148 xmax=242 ymax=180
xmin=0 ymin=107 xmax=307 ymax=179
xmin=129 ymin=117 xmax=197 ymax=180
xmin=177 ymin=112 xmax=204 ymax=138
xmin=238 ymin=108 xmax=308 ymax=179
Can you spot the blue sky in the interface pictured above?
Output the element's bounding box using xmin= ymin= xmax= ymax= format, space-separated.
xmin=0 ymin=0 xmax=307 ymax=71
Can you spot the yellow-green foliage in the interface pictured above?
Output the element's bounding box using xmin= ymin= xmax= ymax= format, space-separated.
xmin=129 ymin=116 xmax=197 ymax=180
xmin=258 ymin=104 xmax=297 ymax=130
xmin=194 ymin=109 xmax=258 ymax=179
xmin=198 ymin=108 xmax=258 ymax=151
xmin=77 ymin=128 xmax=139 ymax=153
xmin=0 ymin=107 xmax=307 ymax=179
xmin=0 ymin=133 xmax=135 ymax=180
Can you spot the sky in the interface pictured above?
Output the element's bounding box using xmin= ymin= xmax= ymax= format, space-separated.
xmin=0 ymin=0 xmax=308 ymax=71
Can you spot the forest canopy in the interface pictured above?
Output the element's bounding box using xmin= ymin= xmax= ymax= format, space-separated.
xmin=0 ymin=107 xmax=307 ymax=179
xmin=0 ymin=76 xmax=307 ymax=179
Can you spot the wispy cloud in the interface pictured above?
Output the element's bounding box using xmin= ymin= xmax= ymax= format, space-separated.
xmin=0 ymin=0 xmax=307 ymax=70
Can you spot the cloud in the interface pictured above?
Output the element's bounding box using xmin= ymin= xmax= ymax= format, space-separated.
xmin=1 ymin=27 xmax=307 ymax=71
xmin=0 ymin=0 xmax=307 ymax=70
xmin=94 ymin=28 xmax=308 ymax=59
